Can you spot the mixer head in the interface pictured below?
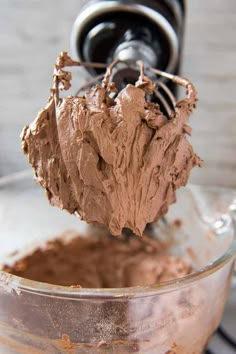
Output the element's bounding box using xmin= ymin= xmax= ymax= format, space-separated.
xmin=70 ymin=0 xmax=185 ymax=77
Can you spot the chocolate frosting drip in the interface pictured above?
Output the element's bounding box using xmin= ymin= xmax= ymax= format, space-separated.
xmin=21 ymin=52 xmax=201 ymax=236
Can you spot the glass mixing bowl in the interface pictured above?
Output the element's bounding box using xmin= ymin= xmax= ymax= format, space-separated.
xmin=0 ymin=171 xmax=235 ymax=354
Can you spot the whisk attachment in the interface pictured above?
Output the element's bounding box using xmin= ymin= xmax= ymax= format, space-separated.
xmin=52 ymin=51 xmax=197 ymax=120
xmin=22 ymin=51 xmax=200 ymax=237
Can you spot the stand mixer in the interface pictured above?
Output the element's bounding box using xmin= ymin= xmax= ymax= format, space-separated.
xmin=70 ymin=0 xmax=185 ymax=95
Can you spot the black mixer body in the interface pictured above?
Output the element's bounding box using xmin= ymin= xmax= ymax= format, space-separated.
xmin=70 ymin=0 xmax=186 ymax=94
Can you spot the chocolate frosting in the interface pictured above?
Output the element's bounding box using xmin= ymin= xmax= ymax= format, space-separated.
xmin=3 ymin=233 xmax=191 ymax=288
xmin=21 ymin=52 xmax=201 ymax=236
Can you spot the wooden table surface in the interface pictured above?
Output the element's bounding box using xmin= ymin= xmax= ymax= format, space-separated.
xmin=1 ymin=0 xmax=236 ymax=187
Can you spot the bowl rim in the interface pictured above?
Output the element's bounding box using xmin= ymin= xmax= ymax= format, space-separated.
xmin=0 ymin=170 xmax=236 ymax=299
